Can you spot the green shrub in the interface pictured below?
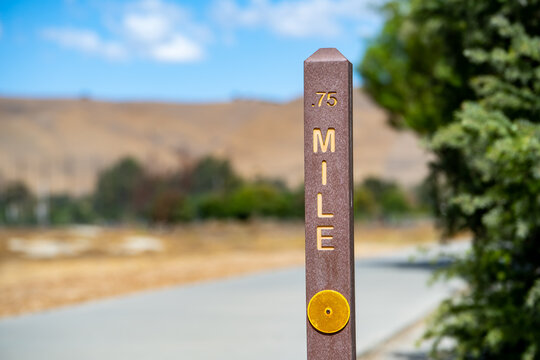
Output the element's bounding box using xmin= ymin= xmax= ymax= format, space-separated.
xmin=49 ymin=195 xmax=96 ymax=224
xmin=93 ymin=157 xmax=144 ymax=221
xmin=0 ymin=182 xmax=36 ymax=225
xmin=354 ymin=185 xmax=377 ymax=218
xmin=190 ymin=156 xmax=241 ymax=194
xmin=361 ymin=0 xmax=540 ymax=358
xmin=355 ymin=177 xmax=414 ymax=220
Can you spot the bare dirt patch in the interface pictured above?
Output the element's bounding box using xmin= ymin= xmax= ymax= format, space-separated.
xmin=0 ymin=220 xmax=438 ymax=318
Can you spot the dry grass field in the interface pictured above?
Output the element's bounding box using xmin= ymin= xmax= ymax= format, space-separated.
xmin=0 ymin=220 xmax=438 ymax=318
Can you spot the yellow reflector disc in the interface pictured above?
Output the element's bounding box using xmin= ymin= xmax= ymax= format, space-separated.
xmin=307 ymin=290 xmax=350 ymax=334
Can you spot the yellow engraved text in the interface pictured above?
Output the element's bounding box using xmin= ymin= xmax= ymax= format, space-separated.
xmin=327 ymin=92 xmax=337 ymax=106
xmin=313 ymin=128 xmax=335 ymax=153
xmin=317 ymin=193 xmax=334 ymax=218
xmin=321 ymin=161 xmax=327 ymax=185
xmin=316 ymin=92 xmax=326 ymax=107
xmin=317 ymin=226 xmax=334 ymax=250
xmin=314 ymin=92 xmax=338 ymax=107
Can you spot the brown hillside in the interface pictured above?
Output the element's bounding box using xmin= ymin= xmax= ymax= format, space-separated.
xmin=0 ymin=90 xmax=429 ymax=195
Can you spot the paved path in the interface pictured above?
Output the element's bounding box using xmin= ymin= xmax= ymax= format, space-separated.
xmin=0 ymin=242 xmax=466 ymax=360
xmin=358 ymin=319 xmax=432 ymax=360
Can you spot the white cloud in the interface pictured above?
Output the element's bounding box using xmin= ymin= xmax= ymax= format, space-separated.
xmin=123 ymin=13 xmax=171 ymax=43
xmin=212 ymin=0 xmax=383 ymax=39
xmin=150 ymin=34 xmax=203 ymax=62
xmin=121 ymin=0 xmax=206 ymax=62
xmin=42 ymin=28 xmax=126 ymax=59
xmin=122 ymin=0 xmax=182 ymax=43
xmin=42 ymin=0 xmax=206 ymax=63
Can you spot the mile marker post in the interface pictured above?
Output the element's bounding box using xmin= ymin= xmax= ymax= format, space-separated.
xmin=304 ymin=48 xmax=355 ymax=359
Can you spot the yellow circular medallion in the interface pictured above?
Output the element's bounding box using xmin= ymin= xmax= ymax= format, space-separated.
xmin=307 ymin=290 xmax=350 ymax=334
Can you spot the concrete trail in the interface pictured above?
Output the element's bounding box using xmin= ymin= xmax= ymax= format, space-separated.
xmin=0 ymin=242 xmax=467 ymax=360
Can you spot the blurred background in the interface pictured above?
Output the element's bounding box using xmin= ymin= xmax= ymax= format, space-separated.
xmin=0 ymin=0 xmax=435 ymax=318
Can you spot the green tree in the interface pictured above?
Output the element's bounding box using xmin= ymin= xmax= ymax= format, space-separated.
xmin=190 ymin=156 xmax=241 ymax=194
xmin=354 ymin=184 xmax=377 ymax=218
xmin=0 ymin=182 xmax=36 ymax=225
xmin=49 ymin=194 xmax=96 ymax=224
xmin=362 ymin=177 xmax=412 ymax=219
xmin=196 ymin=192 xmax=229 ymax=219
xmin=93 ymin=157 xmax=144 ymax=222
xmin=228 ymin=182 xmax=290 ymax=219
xmin=360 ymin=0 xmax=540 ymax=358
xmin=285 ymin=184 xmax=305 ymax=219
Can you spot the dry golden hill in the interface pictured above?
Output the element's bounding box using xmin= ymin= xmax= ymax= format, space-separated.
xmin=0 ymin=90 xmax=429 ymax=195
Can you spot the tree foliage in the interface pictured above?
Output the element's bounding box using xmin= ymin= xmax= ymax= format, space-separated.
xmin=49 ymin=195 xmax=95 ymax=224
xmin=360 ymin=0 xmax=540 ymax=358
xmin=91 ymin=156 xmax=307 ymax=223
xmin=354 ymin=177 xmax=415 ymax=220
xmin=0 ymin=182 xmax=35 ymax=224
xmin=93 ymin=157 xmax=144 ymax=221
xmin=1 ymin=155 xmax=426 ymax=226
xmin=190 ymin=156 xmax=242 ymax=194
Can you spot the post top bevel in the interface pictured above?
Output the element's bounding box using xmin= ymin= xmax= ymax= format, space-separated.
xmin=305 ymin=48 xmax=349 ymax=63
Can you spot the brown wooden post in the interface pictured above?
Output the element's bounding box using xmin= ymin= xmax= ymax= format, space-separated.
xmin=304 ymin=48 xmax=355 ymax=359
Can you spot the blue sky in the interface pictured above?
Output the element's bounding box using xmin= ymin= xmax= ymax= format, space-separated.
xmin=0 ymin=0 xmax=384 ymax=102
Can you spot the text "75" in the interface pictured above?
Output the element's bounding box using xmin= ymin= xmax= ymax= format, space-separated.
xmin=313 ymin=92 xmax=337 ymax=107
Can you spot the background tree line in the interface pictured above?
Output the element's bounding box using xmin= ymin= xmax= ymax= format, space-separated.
xmin=0 ymin=155 xmax=430 ymax=226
